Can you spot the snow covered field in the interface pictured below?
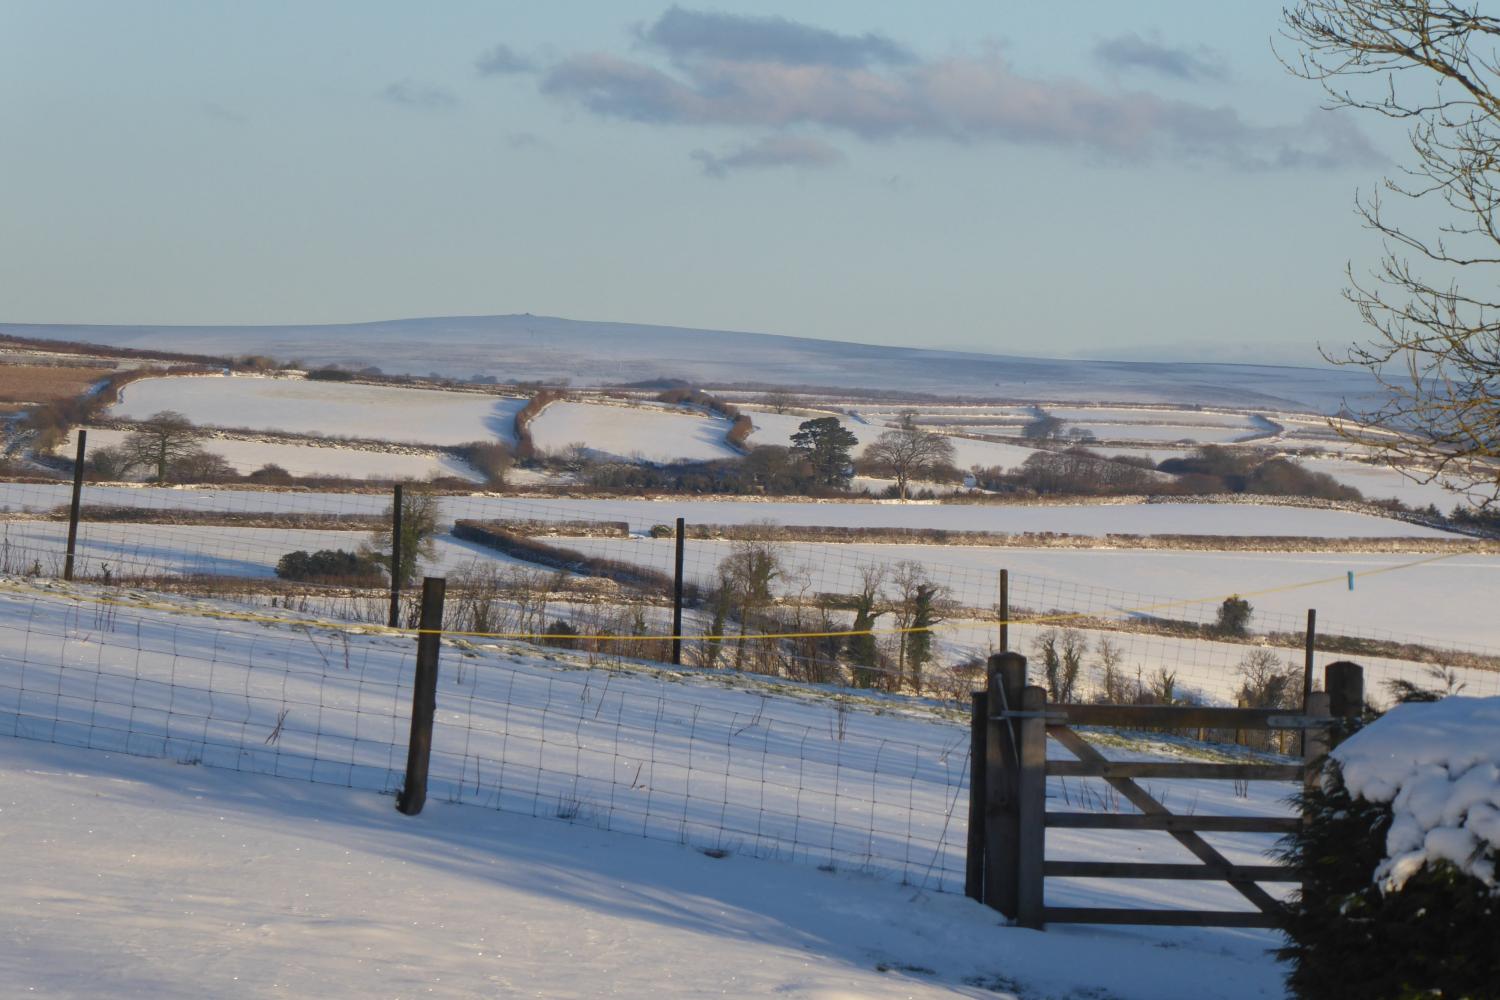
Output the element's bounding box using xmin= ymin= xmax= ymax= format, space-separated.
xmin=745 ymin=409 xmax=1039 ymax=471
xmin=0 ymin=485 xmax=1455 ymax=538
xmin=1068 ymin=423 xmax=1265 ymax=444
xmin=59 ymin=428 xmax=484 ymax=482
xmin=529 ymin=400 xmax=738 ymax=463
xmin=549 ymin=538 xmax=1500 ymax=649
xmin=0 ymin=583 xmax=1295 ymax=998
xmin=0 ymin=737 xmax=1289 ymax=999
xmin=1302 ymin=457 xmax=1472 ymax=510
xmin=111 ymin=375 xmax=524 ymax=446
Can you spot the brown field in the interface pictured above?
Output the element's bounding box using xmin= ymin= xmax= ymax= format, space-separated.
xmin=0 ymin=364 xmax=112 ymax=404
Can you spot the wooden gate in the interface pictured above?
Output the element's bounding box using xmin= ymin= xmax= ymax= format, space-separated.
xmin=966 ymin=653 xmax=1364 ymax=929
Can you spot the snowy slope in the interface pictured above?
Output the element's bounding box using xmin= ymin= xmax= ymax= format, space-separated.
xmin=0 ymin=738 xmax=1288 ymax=999
xmin=528 ymin=400 xmax=738 ymax=463
xmin=4 ymin=313 xmax=1382 ymax=412
xmin=0 ymin=485 xmax=1456 ymax=537
xmin=59 ymin=428 xmax=484 ymax=482
xmin=111 ymin=375 xmax=524 ymax=446
xmin=0 ymin=581 xmax=1296 ymax=997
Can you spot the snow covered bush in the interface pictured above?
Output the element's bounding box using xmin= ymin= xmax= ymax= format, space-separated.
xmin=1278 ymin=697 xmax=1500 ymax=999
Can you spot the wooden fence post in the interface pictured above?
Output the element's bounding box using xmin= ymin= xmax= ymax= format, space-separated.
xmin=63 ymin=429 xmax=87 ymax=581
xmin=671 ymin=516 xmax=686 ymax=665
xmin=1300 ymin=609 xmax=1317 ymax=754
xmin=984 ymin=651 xmax=1027 ymax=917
xmin=1325 ymin=661 xmax=1364 ymax=746
xmin=397 ymin=576 xmax=445 ymax=816
xmin=387 ymin=483 xmax=404 ymax=629
xmin=998 ymin=568 xmax=1009 ymax=653
xmin=1302 ymin=690 xmax=1331 ymax=794
xmin=966 ymin=690 xmax=987 ymax=903
xmin=1016 ymin=684 xmax=1048 ymax=931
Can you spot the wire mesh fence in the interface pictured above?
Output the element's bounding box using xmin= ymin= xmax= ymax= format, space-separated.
xmin=0 ymin=477 xmax=1496 ymax=711
xmin=2 ymin=469 xmax=1497 ymax=893
xmin=0 ymin=582 xmax=972 ymax=890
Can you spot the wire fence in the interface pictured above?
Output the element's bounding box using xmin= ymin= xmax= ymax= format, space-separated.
xmin=0 ymin=477 xmax=1494 ymax=708
xmin=2 ymin=471 xmax=1497 ymax=894
xmin=0 ymin=582 xmax=972 ymax=890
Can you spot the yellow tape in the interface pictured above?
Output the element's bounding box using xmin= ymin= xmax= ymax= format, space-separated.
xmin=0 ymin=548 xmax=1463 ymax=644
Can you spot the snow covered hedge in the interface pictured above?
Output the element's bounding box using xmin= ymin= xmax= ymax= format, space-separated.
xmin=1277 ymin=697 xmax=1500 ymax=999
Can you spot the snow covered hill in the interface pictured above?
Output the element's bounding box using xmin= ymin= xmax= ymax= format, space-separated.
xmin=2 ymin=313 xmax=1381 ymax=412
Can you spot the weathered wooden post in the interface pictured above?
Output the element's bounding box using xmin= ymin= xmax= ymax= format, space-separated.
xmin=1325 ymin=660 xmax=1365 ymax=745
xmin=1302 ymin=690 xmax=1332 ymax=793
xmin=998 ymin=568 xmax=1009 ymax=653
xmin=1301 ymin=610 xmax=1318 ymax=707
xmin=966 ymin=690 xmax=987 ymax=903
xmin=1016 ymin=684 xmax=1048 ymax=931
xmin=1300 ymin=609 xmax=1318 ymax=754
xmin=397 ymin=576 xmax=445 ymax=816
xmin=984 ymin=651 xmax=1027 ymax=917
xmin=63 ymin=429 xmax=87 ymax=581
xmin=387 ymin=483 xmax=404 ymax=629
xmin=671 ymin=516 xmax=686 ymax=665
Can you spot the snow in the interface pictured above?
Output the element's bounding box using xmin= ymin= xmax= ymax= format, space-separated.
xmin=528 ymin=400 xmax=739 ymax=463
xmin=1304 ymin=456 xmax=1475 ymax=511
xmin=111 ymin=375 xmax=524 ymax=446
xmin=7 ymin=313 xmax=1387 ymax=411
xmin=0 ymin=486 xmax=1456 ymax=539
xmin=471 ymin=496 xmax=1454 ymax=539
xmin=546 ymin=539 xmax=1500 ymax=649
xmin=745 ymin=409 xmax=1038 ymax=469
xmin=743 ymin=409 xmax=863 ymax=450
xmin=1332 ymin=697 xmax=1500 ymax=891
xmin=1068 ymin=423 xmax=1264 ymax=444
xmin=943 ymin=437 xmax=1039 ymax=471
xmin=60 ymin=428 xmax=484 ymax=482
xmin=1048 ymin=408 xmax=1259 ymax=428
xmin=0 ymin=738 xmax=1288 ymax=999
xmin=0 ymin=582 xmax=1293 ymax=997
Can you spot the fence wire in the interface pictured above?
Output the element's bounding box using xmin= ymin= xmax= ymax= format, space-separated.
xmin=0 ymin=583 xmax=973 ymax=891
xmin=0 ymin=478 xmax=1496 ymax=713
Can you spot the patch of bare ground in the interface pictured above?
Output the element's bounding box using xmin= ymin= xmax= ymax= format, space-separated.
xmin=0 ymin=365 xmax=113 ymax=405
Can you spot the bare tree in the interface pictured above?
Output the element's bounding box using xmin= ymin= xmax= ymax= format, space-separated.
xmin=1283 ymin=1 xmax=1500 ymax=505
xmin=123 ymin=411 xmax=199 ymax=483
xmin=862 ymin=411 xmax=957 ymax=500
xmin=364 ymin=488 xmax=440 ymax=587
xmin=847 ymin=563 xmax=887 ymax=688
xmin=761 ymin=389 xmax=796 ymax=414
xmin=718 ymin=532 xmax=782 ymax=670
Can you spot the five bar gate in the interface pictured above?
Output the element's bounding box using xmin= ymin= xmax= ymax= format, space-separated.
xmin=967 ymin=651 xmax=1365 ymax=929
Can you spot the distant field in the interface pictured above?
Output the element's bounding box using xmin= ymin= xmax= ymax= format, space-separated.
xmin=529 ymin=400 xmax=738 ymax=463
xmin=57 ymin=428 xmax=484 ymax=483
xmin=0 ymin=364 xmax=109 ymax=404
xmin=111 ymin=374 xmax=524 ymax=446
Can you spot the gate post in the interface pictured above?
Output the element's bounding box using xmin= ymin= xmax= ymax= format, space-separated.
xmin=1302 ymin=690 xmax=1332 ymax=793
xmin=984 ymin=651 xmax=1027 ymax=917
xmin=1325 ymin=661 xmax=1364 ymax=747
xmin=1016 ymin=684 xmax=1048 ymax=931
xmin=965 ymin=690 xmax=987 ymax=902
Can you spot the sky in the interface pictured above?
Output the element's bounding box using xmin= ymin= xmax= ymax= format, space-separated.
xmin=0 ymin=2 xmax=1412 ymax=364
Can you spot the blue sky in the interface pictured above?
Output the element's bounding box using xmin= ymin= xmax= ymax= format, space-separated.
xmin=0 ymin=2 xmax=1406 ymax=363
